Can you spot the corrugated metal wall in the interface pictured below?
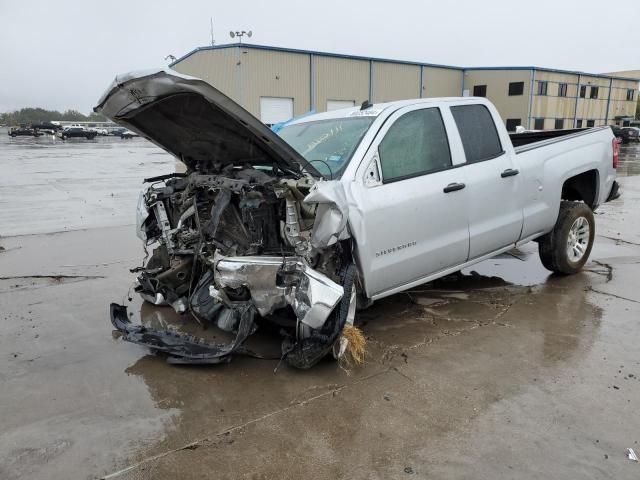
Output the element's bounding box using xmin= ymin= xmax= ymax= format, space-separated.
xmin=423 ymin=67 xmax=463 ymax=97
xmin=371 ymin=62 xmax=421 ymax=102
xmin=172 ymin=48 xmax=239 ymax=104
xmin=239 ymin=48 xmax=310 ymax=117
xmin=312 ymin=55 xmax=369 ymax=112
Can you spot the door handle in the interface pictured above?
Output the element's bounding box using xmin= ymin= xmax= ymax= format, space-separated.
xmin=501 ymin=168 xmax=520 ymax=178
xmin=443 ymin=182 xmax=466 ymax=193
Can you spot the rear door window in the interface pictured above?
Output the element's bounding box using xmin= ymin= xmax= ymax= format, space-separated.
xmin=378 ymin=108 xmax=452 ymax=183
xmin=451 ymin=104 xmax=503 ymax=163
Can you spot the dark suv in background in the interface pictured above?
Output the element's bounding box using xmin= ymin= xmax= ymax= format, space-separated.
xmin=620 ymin=127 xmax=639 ymax=143
xmin=60 ymin=127 xmax=97 ymax=140
xmin=611 ymin=126 xmax=639 ymax=144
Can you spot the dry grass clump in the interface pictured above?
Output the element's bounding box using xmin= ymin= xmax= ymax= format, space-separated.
xmin=339 ymin=324 xmax=367 ymax=368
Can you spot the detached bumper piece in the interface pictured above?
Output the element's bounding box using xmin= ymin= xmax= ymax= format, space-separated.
xmin=110 ymin=303 xmax=257 ymax=364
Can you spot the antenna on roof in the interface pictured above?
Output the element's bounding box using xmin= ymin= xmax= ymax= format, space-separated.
xmin=360 ymin=100 xmax=372 ymax=110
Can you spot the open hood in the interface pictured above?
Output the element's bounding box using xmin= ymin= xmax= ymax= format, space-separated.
xmin=94 ymin=68 xmax=321 ymax=177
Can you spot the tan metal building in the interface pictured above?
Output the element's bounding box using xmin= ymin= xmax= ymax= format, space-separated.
xmin=171 ymin=44 xmax=639 ymax=130
xmin=464 ymin=68 xmax=638 ymax=130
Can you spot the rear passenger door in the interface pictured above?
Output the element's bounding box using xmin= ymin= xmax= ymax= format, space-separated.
xmin=352 ymin=105 xmax=470 ymax=297
xmin=450 ymin=103 xmax=523 ymax=258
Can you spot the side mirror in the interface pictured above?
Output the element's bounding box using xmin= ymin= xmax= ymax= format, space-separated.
xmin=363 ymin=153 xmax=382 ymax=187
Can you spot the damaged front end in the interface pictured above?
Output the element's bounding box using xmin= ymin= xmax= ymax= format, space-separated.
xmin=96 ymin=68 xmax=356 ymax=368
xmin=113 ymin=169 xmax=353 ymax=367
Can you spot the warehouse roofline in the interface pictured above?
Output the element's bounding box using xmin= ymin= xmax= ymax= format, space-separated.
xmin=170 ymin=43 xmax=640 ymax=83
xmin=170 ymin=43 xmax=463 ymax=70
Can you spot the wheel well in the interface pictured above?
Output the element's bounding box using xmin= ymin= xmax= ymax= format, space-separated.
xmin=561 ymin=170 xmax=598 ymax=209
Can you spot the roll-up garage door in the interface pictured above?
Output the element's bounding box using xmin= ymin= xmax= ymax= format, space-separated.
xmin=260 ymin=97 xmax=294 ymax=125
xmin=327 ymin=100 xmax=356 ymax=111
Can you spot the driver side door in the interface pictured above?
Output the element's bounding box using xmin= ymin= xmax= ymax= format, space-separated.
xmin=350 ymin=104 xmax=470 ymax=298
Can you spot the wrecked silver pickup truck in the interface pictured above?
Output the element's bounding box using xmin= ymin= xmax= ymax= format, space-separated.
xmin=96 ymin=68 xmax=618 ymax=368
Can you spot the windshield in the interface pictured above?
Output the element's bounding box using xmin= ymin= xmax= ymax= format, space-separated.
xmin=277 ymin=116 xmax=375 ymax=178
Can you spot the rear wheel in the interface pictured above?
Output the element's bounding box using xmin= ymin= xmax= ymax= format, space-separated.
xmin=538 ymin=201 xmax=595 ymax=274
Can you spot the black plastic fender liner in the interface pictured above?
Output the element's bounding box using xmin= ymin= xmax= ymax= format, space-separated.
xmin=283 ymin=262 xmax=356 ymax=369
xmin=110 ymin=302 xmax=257 ymax=364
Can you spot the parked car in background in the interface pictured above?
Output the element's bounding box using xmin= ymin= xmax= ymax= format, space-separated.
xmin=611 ymin=126 xmax=624 ymax=141
xmin=31 ymin=122 xmax=63 ymax=134
xmin=620 ymin=127 xmax=639 ymax=143
xmin=108 ymin=127 xmax=127 ymax=136
xmin=59 ymin=127 xmax=97 ymax=140
xmin=120 ymin=129 xmax=138 ymax=139
xmin=8 ymin=126 xmax=42 ymax=137
xmin=97 ymin=69 xmax=621 ymax=368
xmin=91 ymin=128 xmax=109 ymax=136
xmin=611 ymin=126 xmax=638 ymax=144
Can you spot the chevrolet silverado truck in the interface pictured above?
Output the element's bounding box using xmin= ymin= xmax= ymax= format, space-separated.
xmin=96 ymin=69 xmax=620 ymax=368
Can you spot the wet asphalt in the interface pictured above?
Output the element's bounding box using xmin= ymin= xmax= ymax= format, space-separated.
xmin=1 ymin=131 xmax=639 ymax=479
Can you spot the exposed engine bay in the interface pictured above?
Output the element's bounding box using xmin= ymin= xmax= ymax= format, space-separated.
xmin=95 ymin=68 xmax=360 ymax=368
xmin=111 ymin=166 xmax=354 ymax=368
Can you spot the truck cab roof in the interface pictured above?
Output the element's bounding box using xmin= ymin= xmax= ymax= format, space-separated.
xmin=287 ymin=97 xmax=489 ymax=125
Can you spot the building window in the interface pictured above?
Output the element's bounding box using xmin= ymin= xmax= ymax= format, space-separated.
xmin=508 ymin=82 xmax=524 ymax=96
xmin=534 ymin=118 xmax=545 ymax=130
xmin=473 ymin=85 xmax=487 ymax=97
xmin=537 ymin=81 xmax=548 ymax=96
xmin=579 ymin=85 xmax=587 ymax=98
xmin=555 ymin=118 xmax=564 ymax=129
xmin=558 ymin=83 xmax=568 ymax=97
xmin=576 ymin=119 xmax=583 ymax=128
xmin=378 ymin=108 xmax=452 ymax=182
xmin=590 ymin=87 xmax=599 ymax=99
xmin=627 ymin=89 xmax=635 ymax=101
xmin=505 ymin=119 xmax=521 ymax=132
xmin=450 ymin=104 xmax=503 ymax=163
xmin=586 ymin=120 xmax=595 ymax=127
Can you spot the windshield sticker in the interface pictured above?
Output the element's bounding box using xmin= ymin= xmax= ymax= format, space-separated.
xmin=303 ymin=124 xmax=344 ymax=156
xmin=349 ymin=109 xmax=381 ymax=117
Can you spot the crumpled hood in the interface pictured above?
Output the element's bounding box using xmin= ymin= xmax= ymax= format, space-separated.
xmin=94 ymin=68 xmax=321 ymax=177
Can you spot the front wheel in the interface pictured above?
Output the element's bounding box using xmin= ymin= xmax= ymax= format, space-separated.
xmin=538 ymin=201 xmax=595 ymax=275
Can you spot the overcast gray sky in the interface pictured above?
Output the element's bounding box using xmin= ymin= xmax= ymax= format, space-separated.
xmin=0 ymin=0 xmax=637 ymax=113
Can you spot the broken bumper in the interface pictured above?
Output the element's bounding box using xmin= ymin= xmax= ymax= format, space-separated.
xmin=110 ymin=303 xmax=258 ymax=364
xmin=110 ymin=256 xmax=346 ymax=366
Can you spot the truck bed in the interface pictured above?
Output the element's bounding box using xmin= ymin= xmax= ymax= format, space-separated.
xmin=509 ymin=127 xmax=610 ymax=152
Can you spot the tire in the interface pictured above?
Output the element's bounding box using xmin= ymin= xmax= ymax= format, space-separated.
xmin=538 ymin=201 xmax=595 ymax=275
xmin=61 ymin=134 xmax=67 ymax=140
